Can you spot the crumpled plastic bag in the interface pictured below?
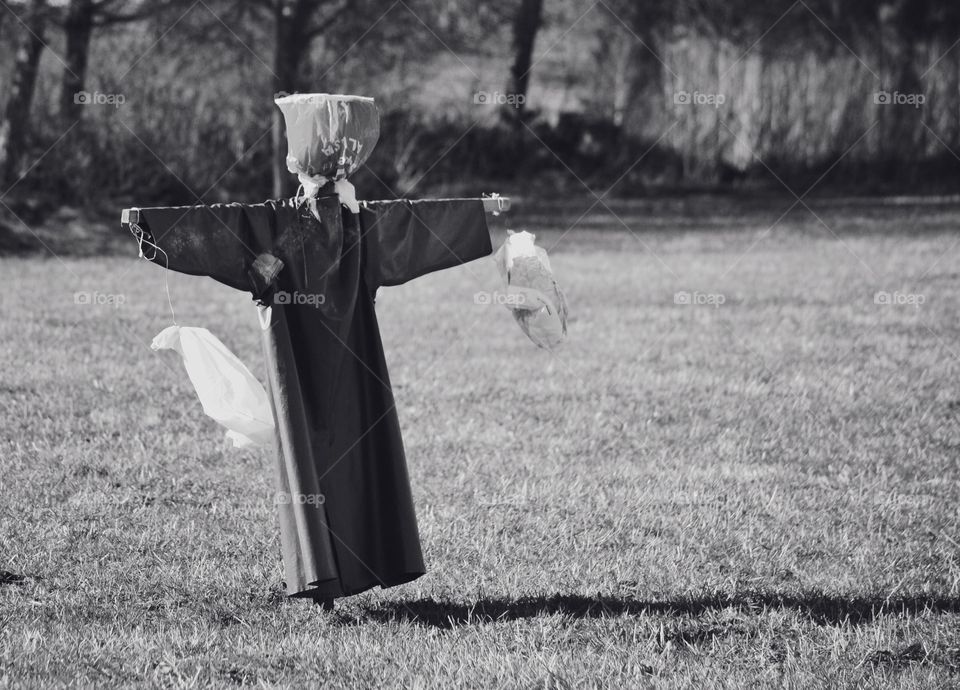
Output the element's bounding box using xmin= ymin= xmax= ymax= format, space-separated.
xmin=151 ymin=325 xmax=275 ymax=449
xmin=275 ymin=93 xmax=380 ymax=216
xmin=274 ymin=93 xmax=380 ymax=182
xmin=494 ymin=230 xmax=568 ymax=350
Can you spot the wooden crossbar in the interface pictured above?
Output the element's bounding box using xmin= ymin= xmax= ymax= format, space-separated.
xmin=120 ymin=197 xmax=511 ymax=229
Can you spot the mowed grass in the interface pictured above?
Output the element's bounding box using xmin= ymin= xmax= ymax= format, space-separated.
xmin=1 ymin=196 xmax=960 ymax=687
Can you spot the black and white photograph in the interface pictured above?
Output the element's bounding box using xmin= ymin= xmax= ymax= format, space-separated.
xmin=1 ymin=0 xmax=960 ymax=686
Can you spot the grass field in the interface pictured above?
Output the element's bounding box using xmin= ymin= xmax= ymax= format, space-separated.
xmin=2 ymin=195 xmax=960 ymax=687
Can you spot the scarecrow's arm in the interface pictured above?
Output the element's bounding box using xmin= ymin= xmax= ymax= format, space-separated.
xmin=359 ymin=197 xmax=508 ymax=288
xmin=121 ymin=203 xmax=276 ymax=294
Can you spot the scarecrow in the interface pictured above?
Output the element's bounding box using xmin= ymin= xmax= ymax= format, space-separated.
xmin=122 ymin=94 xmax=567 ymax=608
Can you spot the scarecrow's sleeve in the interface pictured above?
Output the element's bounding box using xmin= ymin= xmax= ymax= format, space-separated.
xmin=132 ymin=203 xmax=276 ymax=294
xmin=360 ymin=199 xmax=493 ymax=288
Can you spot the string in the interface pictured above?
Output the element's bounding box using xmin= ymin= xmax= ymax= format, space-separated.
xmin=129 ymin=221 xmax=178 ymax=326
xmin=257 ymin=304 xmax=272 ymax=331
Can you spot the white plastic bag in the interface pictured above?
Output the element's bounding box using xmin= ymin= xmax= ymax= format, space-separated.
xmin=151 ymin=325 xmax=275 ymax=449
xmin=494 ymin=230 xmax=568 ymax=350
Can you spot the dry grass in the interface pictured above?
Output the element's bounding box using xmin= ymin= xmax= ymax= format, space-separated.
xmin=1 ymin=196 xmax=959 ymax=687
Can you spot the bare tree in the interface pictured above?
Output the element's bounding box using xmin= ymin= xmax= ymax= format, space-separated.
xmin=0 ymin=0 xmax=49 ymax=187
xmin=180 ymin=0 xmax=411 ymax=198
xmin=60 ymin=0 xmax=95 ymax=122
xmin=502 ymin=0 xmax=543 ymax=125
xmin=57 ymin=0 xmax=187 ymax=124
xmin=251 ymin=0 xmax=348 ymax=198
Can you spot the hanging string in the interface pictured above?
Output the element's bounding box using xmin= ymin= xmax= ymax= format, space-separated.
xmin=257 ymin=304 xmax=272 ymax=331
xmin=129 ymin=221 xmax=178 ymax=326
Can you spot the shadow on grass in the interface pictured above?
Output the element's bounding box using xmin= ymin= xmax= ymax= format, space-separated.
xmin=357 ymin=592 xmax=960 ymax=629
xmin=0 ymin=571 xmax=26 ymax=585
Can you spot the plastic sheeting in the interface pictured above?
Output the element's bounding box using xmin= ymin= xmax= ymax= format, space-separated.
xmin=151 ymin=325 xmax=275 ymax=448
xmin=495 ymin=230 xmax=568 ymax=350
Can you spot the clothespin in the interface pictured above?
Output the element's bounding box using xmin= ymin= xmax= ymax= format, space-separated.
xmin=484 ymin=193 xmax=507 ymax=216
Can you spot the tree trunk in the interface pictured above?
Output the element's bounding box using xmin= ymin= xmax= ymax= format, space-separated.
xmin=0 ymin=0 xmax=48 ymax=187
xmin=502 ymin=0 xmax=543 ymax=125
xmin=620 ymin=6 xmax=667 ymax=145
xmin=60 ymin=0 xmax=95 ymax=124
xmin=272 ymin=0 xmax=309 ymax=199
xmin=876 ymin=1 xmax=923 ymax=164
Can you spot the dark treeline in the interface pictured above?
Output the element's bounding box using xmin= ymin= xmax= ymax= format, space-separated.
xmin=1 ymin=0 xmax=960 ymax=220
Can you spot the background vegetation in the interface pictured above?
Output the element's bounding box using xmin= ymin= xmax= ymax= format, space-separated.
xmin=2 ymin=0 xmax=960 ymax=237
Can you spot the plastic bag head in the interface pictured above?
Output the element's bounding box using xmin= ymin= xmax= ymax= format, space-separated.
xmin=274 ymin=93 xmax=380 ymax=182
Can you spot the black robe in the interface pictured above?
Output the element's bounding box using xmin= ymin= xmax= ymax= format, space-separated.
xmin=135 ymin=191 xmax=492 ymax=598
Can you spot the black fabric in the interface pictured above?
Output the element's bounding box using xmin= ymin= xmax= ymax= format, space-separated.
xmin=138 ymin=195 xmax=492 ymax=599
